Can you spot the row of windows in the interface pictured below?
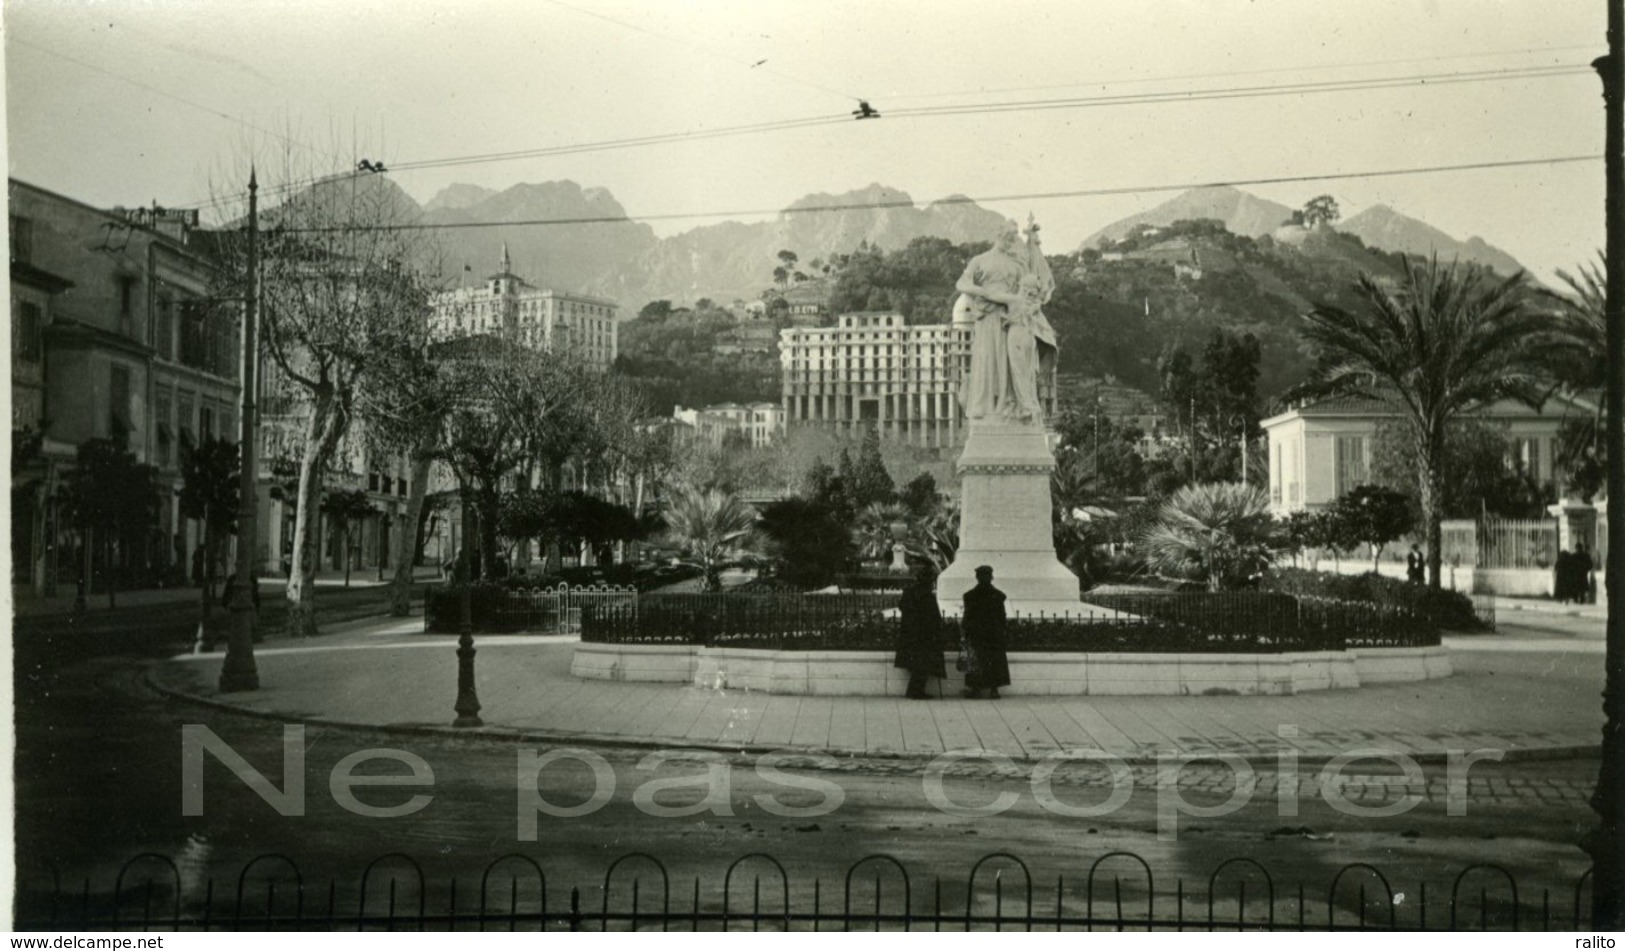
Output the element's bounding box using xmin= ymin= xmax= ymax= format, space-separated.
xmin=151 ymin=382 xmax=234 ymax=468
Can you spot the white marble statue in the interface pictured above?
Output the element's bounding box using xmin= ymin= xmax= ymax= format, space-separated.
xmin=954 ymin=215 xmax=1059 ymax=425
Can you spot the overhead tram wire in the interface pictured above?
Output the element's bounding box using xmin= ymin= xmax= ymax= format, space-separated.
xmin=881 ymin=42 xmax=1602 ymax=102
xmin=270 ymin=153 xmax=1601 ymax=235
xmin=389 ymin=114 xmax=850 ymax=173
xmin=183 ymin=60 xmax=1590 ymax=214
xmin=9 ymin=37 xmax=344 ymax=186
xmin=181 ymin=111 xmax=853 ymax=214
xmin=884 ymin=63 xmax=1592 ymax=119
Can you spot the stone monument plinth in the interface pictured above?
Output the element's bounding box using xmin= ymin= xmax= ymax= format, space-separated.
xmin=937 ymin=419 xmax=1082 ymax=617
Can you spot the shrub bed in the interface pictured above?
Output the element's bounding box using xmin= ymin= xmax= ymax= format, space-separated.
xmin=1259 ymin=567 xmax=1486 ymax=631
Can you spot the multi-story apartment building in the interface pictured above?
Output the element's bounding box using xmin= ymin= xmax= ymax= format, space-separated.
xmin=8 ymin=180 xmax=242 ymax=596
xmin=673 ymin=402 xmax=785 ymax=449
xmin=780 ymin=311 xmax=1056 ymax=448
xmin=428 ymin=245 xmax=618 ymax=370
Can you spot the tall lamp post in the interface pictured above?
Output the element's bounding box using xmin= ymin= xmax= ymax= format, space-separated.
xmin=220 ymin=168 xmax=261 ymax=693
xmin=1591 ymin=12 xmax=1624 ymax=927
xmin=452 ymin=476 xmax=482 ymax=727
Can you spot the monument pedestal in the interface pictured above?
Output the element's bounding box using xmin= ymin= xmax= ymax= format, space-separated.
xmin=937 ymin=420 xmax=1082 ymax=617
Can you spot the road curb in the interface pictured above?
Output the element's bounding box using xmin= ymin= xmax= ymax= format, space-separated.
xmin=143 ymin=665 xmax=1601 ymax=769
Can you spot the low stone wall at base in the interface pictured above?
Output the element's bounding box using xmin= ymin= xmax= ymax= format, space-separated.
xmin=570 ymin=643 xmax=1451 ymax=696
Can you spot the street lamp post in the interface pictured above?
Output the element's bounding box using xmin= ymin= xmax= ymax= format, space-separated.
xmin=220 ymin=167 xmax=260 ymax=693
xmin=1590 ymin=14 xmax=1625 ymax=928
xmin=452 ymin=477 xmax=482 ymax=727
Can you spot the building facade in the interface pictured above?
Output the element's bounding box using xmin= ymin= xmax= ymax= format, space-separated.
xmin=780 ymin=311 xmax=1056 ymax=448
xmin=429 ymin=245 xmax=618 ymax=370
xmin=1261 ymin=394 xmax=1591 ymax=516
xmin=672 ymin=402 xmax=785 ymax=449
xmin=8 ymin=180 xmax=242 ymax=596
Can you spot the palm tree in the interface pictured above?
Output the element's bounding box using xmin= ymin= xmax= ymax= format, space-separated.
xmin=1544 ymin=256 xmax=1607 ymax=494
xmin=1298 ymin=256 xmax=1553 ymax=588
xmin=904 ymin=496 xmax=960 ymax=575
xmin=1140 ymin=482 xmax=1274 ymax=591
xmin=661 ymin=482 xmax=756 ymax=592
xmin=853 ymin=501 xmax=911 ymax=562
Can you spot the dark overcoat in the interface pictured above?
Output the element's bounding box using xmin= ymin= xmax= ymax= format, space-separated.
xmin=961 ymin=582 xmax=1011 ymax=690
xmin=894 ymin=583 xmax=948 ymax=678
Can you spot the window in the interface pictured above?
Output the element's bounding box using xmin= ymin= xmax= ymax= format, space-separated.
xmin=179 ymin=301 xmax=208 ymax=368
xmin=14 ymin=300 xmax=42 ymax=362
xmin=154 ymin=390 xmax=173 ymax=467
xmin=119 ymin=277 xmax=137 ymax=322
xmin=1334 ymin=436 xmax=1367 ymax=497
xmin=200 ymin=405 xmax=215 ymax=443
xmin=10 ymin=216 xmax=33 ymax=264
xmin=154 ymin=294 xmax=174 ymax=359
xmin=177 ymin=394 xmax=195 ymax=448
xmin=109 ymin=365 xmax=132 ymax=439
xmin=1510 ymin=437 xmax=1542 ymax=479
xmin=1272 ymin=443 xmax=1283 ymax=504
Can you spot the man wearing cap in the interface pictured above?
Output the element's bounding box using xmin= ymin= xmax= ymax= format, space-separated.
xmin=961 ymin=565 xmax=1011 ymax=699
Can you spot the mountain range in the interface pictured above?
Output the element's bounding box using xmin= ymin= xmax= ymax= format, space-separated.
xmin=409 ymin=181 xmax=1007 ymax=310
xmin=282 ymin=176 xmax=1527 ymax=314
xmin=1082 ymin=184 xmax=1524 ymax=276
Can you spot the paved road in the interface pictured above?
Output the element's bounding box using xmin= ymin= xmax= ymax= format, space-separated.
xmin=13 ymin=654 xmax=1605 ymax=929
xmin=152 ymin=619 xmax=1605 ymax=763
xmin=13 ymin=608 xmax=1611 ymax=929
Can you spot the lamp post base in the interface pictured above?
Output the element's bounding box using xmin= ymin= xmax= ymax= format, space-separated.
xmin=452 ymin=633 xmax=482 ymax=727
xmin=218 ymin=594 xmax=260 ymax=693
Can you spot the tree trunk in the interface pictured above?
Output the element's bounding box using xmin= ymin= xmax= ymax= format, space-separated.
xmin=200 ymin=510 xmax=213 ymax=620
xmin=286 ymin=398 xmax=343 ymax=637
xmin=476 ymin=480 xmax=501 ymax=579
xmin=106 ymin=534 xmax=117 ymax=610
xmin=389 ymin=451 xmax=432 ymax=616
xmin=1417 ymin=425 xmax=1447 ymax=590
xmin=342 ymin=521 xmax=352 ymax=587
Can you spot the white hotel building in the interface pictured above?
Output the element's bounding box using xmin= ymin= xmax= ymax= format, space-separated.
xmin=780 ymin=312 xmax=994 ymax=448
xmin=429 ymin=245 xmax=618 ymax=370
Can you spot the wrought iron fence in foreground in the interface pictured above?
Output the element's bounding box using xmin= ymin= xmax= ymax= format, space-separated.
xmin=16 ymin=850 xmax=1592 ymax=931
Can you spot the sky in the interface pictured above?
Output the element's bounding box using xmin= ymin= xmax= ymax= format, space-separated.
xmin=3 ymin=0 xmax=1609 ymax=280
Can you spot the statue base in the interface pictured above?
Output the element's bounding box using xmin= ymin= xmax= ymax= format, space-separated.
xmin=937 ymin=419 xmax=1082 ymax=617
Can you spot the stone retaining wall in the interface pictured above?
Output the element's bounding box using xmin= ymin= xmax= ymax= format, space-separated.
xmin=570 ymin=643 xmax=1450 ymax=696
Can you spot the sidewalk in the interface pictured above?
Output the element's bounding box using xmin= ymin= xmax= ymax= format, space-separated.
xmin=1492 ymin=593 xmax=1607 ymax=621
xmin=152 ymin=614 xmax=1607 ymax=764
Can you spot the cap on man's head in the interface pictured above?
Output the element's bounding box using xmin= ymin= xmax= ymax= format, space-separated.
xmin=975 ymin=565 xmax=994 ymax=580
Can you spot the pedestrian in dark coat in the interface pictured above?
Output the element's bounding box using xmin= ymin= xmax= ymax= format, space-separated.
xmin=1574 ymin=543 xmax=1593 ymax=603
xmin=961 ymin=565 xmax=1011 ymax=699
xmin=894 ymin=564 xmax=947 ymax=699
xmin=1554 ymin=549 xmax=1576 ymax=603
xmin=1405 ymin=544 xmax=1426 ymax=584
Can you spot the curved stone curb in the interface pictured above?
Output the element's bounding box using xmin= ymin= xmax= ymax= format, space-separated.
xmin=143 ymin=663 xmax=1599 ymax=769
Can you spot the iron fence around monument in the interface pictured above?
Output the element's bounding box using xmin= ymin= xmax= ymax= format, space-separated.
xmin=14 ymin=850 xmax=1594 ymax=931
xmin=578 ymin=592 xmax=1440 ymax=653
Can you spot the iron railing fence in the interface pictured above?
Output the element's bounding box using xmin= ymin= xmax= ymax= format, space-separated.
xmin=423 ymin=582 xmax=637 ymax=635
xmin=1477 ymin=517 xmax=1560 ymax=571
xmin=582 ymin=593 xmax=902 ymax=650
xmin=14 ymin=851 xmax=1593 ymax=932
xmin=580 ymin=592 xmax=1440 ymax=653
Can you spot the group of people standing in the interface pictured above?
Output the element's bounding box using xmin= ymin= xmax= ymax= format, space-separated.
xmin=893 ymin=563 xmax=1010 ymax=700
